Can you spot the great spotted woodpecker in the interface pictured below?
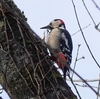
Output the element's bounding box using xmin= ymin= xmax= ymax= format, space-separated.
xmin=41 ymin=19 xmax=73 ymax=80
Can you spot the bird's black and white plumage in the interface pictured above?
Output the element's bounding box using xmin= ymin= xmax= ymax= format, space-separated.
xmin=60 ymin=29 xmax=73 ymax=64
xmin=41 ymin=19 xmax=73 ymax=80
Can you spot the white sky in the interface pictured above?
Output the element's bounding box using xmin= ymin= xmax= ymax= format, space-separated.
xmin=1 ymin=0 xmax=100 ymax=99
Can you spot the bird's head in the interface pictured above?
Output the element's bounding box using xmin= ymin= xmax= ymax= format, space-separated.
xmin=40 ymin=19 xmax=66 ymax=30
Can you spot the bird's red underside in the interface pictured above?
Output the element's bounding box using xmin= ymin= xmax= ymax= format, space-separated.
xmin=51 ymin=53 xmax=67 ymax=69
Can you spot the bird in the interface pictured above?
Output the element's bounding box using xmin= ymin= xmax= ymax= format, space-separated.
xmin=40 ymin=19 xmax=73 ymax=80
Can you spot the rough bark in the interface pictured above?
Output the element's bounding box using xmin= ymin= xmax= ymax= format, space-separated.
xmin=0 ymin=0 xmax=77 ymax=99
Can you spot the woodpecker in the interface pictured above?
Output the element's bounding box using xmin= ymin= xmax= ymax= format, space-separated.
xmin=41 ymin=19 xmax=73 ymax=80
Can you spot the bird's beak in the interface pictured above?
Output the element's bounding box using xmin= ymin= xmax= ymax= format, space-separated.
xmin=40 ymin=25 xmax=52 ymax=29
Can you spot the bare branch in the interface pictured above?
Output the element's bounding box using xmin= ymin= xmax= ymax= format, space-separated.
xmin=71 ymin=24 xmax=91 ymax=36
xmin=67 ymin=78 xmax=100 ymax=82
xmin=68 ymin=76 xmax=82 ymax=99
xmin=75 ymin=83 xmax=98 ymax=89
xmin=82 ymin=0 xmax=96 ymax=25
xmin=91 ymin=0 xmax=100 ymax=11
xmin=71 ymin=44 xmax=81 ymax=78
xmin=97 ymin=74 xmax=100 ymax=99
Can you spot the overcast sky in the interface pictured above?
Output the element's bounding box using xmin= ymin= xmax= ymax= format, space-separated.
xmin=1 ymin=0 xmax=100 ymax=99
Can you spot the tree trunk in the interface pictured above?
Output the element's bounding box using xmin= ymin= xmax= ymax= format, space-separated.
xmin=0 ymin=0 xmax=77 ymax=99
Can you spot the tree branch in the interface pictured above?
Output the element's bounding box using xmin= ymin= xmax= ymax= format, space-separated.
xmin=91 ymin=0 xmax=100 ymax=11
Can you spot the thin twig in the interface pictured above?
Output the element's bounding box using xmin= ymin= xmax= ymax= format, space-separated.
xmin=75 ymin=83 xmax=98 ymax=89
xmin=69 ymin=76 xmax=82 ymax=99
xmin=66 ymin=78 xmax=100 ymax=82
xmin=91 ymin=0 xmax=100 ymax=11
xmin=97 ymin=74 xmax=100 ymax=99
xmin=77 ymin=56 xmax=85 ymax=61
xmin=71 ymin=24 xmax=91 ymax=36
xmin=71 ymin=44 xmax=81 ymax=78
xmin=82 ymin=0 xmax=96 ymax=25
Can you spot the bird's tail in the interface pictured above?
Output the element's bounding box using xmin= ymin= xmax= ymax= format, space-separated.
xmin=63 ymin=63 xmax=70 ymax=80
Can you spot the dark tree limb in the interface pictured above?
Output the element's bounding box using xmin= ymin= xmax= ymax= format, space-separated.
xmin=0 ymin=0 xmax=77 ymax=99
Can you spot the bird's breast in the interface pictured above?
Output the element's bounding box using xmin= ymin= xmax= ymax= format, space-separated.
xmin=47 ymin=28 xmax=61 ymax=53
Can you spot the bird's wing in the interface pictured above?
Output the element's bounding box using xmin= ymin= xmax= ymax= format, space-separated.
xmin=60 ymin=30 xmax=73 ymax=64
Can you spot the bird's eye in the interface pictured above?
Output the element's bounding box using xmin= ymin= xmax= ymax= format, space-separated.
xmin=59 ymin=24 xmax=62 ymax=27
xmin=49 ymin=22 xmax=52 ymax=26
